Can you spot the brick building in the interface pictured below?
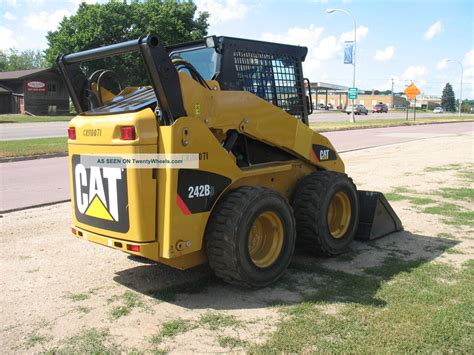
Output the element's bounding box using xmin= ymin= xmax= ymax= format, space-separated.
xmin=0 ymin=68 xmax=69 ymax=115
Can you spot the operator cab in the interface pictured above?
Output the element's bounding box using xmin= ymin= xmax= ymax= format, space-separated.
xmin=57 ymin=35 xmax=312 ymax=124
xmin=170 ymin=36 xmax=311 ymax=122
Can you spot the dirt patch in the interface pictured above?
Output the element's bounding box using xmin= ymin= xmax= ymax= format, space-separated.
xmin=1 ymin=133 xmax=472 ymax=353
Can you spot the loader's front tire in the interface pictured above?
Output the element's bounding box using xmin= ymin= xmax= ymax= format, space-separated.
xmin=205 ymin=186 xmax=296 ymax=288
xmin=292 ymin=172 xmax=359 ymax=256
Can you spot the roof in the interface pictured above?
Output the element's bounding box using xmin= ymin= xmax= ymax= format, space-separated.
xmin=311 ymin=82 xmax=349 ymax=91
xmin=0 ymin=68 xmax=52 ymax=81
xmin=0 ymin=84 xmax=12 ymax=94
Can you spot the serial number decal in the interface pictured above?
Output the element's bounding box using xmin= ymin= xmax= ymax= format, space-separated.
xmin=83 ymin=129 xmax=102 ymax=137
xmin=199 ymin=152 xmax=209 ymax=160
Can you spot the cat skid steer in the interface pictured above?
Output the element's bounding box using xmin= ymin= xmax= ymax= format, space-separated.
xmin=57 ymin=34 xmax=402 ymax=288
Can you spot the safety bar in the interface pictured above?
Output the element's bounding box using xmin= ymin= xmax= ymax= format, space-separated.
xmin=56 ymin=34 xmax=186 ymax=124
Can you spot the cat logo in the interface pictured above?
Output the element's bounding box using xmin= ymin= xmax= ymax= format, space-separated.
xmin=72 ymin=155 xmax=129 ymax=233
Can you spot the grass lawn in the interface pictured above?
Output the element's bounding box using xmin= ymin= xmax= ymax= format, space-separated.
xmin=0 ymin=114 xmax=73 ymax=123
xmin=0 ymin=137 xmax=67 ymax=158
xmin=311 ymin=116 xmax=474 ymax=132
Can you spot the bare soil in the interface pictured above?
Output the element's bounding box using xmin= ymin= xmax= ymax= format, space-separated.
xmin=1 ymin=133 xmax=472 ymax=353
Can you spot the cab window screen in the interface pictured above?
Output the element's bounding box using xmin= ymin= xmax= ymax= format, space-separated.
xmin=233 ymin=50 xmax=304 ymax=119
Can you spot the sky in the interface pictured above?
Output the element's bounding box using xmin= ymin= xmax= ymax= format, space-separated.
xmin=1 ymin=0 xmax=473 ymax=98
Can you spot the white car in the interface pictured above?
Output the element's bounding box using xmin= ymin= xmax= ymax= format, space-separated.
xmin=433 ymin=107 xmax=444 ymax=113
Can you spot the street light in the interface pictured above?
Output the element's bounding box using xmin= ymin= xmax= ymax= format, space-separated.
xmin=446 ymin=59 xmax=463 ymax=117
xmin=327 ymin=8 xmax=357 ymax=123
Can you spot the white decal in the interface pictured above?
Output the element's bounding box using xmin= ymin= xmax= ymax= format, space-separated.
xmin=75 ymin=164 xmax=88 ymax=213
xmin=188 ymin=184 xmax=211 ymax=199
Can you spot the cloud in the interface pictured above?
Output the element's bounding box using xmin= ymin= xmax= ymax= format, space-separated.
xmin=69 ymin=0 xmax=98 ymax=6
xmin=340 ymin=25 xmax=369 ymax=42
xmin=0 ymin=26 xmax=17 ymax=49
xmin=463 ymin=49 xmax=474 ymax=67
xmin=436 ymin=58 xmax=449 ymax=70
xmin=261 ymin=25 xmax=324 ymax=48
xmin=4 ymin=0 xmax=17 ymax=7
xmin=25 ymin=0 xmax=45 ymax=4
xmin=402 ymin=65 xmax=427 ymax=83
xmin=3 ymin=11 xmax=16 ymax=20
xmin=374 ymin=46 xmax=395 ymax=61
xmin=195 ymin=0 xmax=250 ymax=25
xmin=24 ymin=9 xmax=70 ymax=31
xmin=313 ymin=35 xmax=341 ymax=60
xmin=424 ymin=21 xmax=443 ymax=40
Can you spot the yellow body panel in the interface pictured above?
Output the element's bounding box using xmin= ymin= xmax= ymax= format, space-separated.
xmin=68 ymin=72 xmax=345 ymax=269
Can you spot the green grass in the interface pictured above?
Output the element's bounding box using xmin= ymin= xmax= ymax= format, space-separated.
xmin=439 ymin=188 xmax=474 ymax=202
xmin=26 ymin=333 xmax=51 ymax=349
xmin=253 ymin=259 xmax=474 ymax=353
xmin=0 ymin=114 xmax=72 ymax=123
xmin=384 ymin=191 xmax=435 ymax=205
xmin=108 ymin=291 xmax=144 ymax=319
xmin=423 ymin=203 xmax=474 ymax=227
xmin=198 ymin=312 xmax=242 ymax=330
xmin=0 ymin=137 xmax=67 ymax=158
xmin=218 ymin=336 xmax=248 ymax=349
xmin=150 ymin=319 xmax=193 ymax=345
xmin=310 ymin=116 xmax=473 ymax=132
xmin=66 ymin=292 xmax=90 ymax=302
xmin=47 ymin=328 xmax=120 ymax=354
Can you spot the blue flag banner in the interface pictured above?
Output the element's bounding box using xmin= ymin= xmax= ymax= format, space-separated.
xmin=344 ymin=41 xmax=354 ymax=64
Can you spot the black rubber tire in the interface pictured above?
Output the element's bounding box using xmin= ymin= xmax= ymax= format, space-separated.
xmin=292 ymin=171 xmax=359 ymax=256
xmin=205 ymin=186 xmax=296 ymax=288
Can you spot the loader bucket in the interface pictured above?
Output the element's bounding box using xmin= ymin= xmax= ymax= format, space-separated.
xmin=355 ymin=191 xmax=403 ymax=241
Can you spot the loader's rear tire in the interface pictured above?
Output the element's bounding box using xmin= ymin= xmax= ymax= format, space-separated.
xmin=205 ymin=186 xmax=296 ymax=288
xmin=292 ymin=172 xmax=358 ymax=256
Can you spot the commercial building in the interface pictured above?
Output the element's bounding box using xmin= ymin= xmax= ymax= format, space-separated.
xmin=0 ymin=68 xmax=69 ymax=115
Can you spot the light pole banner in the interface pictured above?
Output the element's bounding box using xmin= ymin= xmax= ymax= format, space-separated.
xmin=344 ymin=41 xmax=354 ymax=64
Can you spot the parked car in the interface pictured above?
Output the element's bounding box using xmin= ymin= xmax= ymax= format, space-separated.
xmin=317 ymin=103 xmax=333 ymax=110
xmin=346 ymin=104 xmax=368 ymax=115
xmin=372 ymin=103 xmax=388 ymax=113
xmin=393 ymin=104 xmax=406 ymax=110
xmin=433 ymin=107 xmax=444 ymax=113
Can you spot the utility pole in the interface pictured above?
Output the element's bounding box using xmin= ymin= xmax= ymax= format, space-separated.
xmin=327 ymin=8 xmax=357 ymax=123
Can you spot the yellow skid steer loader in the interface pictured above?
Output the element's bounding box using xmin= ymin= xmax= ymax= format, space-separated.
xmin=57 ymin=34 xmax=402 ymax=287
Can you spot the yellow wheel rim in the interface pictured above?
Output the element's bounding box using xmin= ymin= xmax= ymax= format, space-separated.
xmin=248 ymin=211 xmax=284 ymax=268
xmin=327 ymin=191 xmax=352 ymax=239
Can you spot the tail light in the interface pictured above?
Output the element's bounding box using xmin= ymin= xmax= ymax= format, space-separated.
xmin=120 ymin=126 xmax=136 ymax=140
xmin=127 ymin=244 xmax=140 ymax=252
xmin=71 ymin=227 xmax=77 ymax=235
xmin=68 ymin=127 xmax=76 ymax=140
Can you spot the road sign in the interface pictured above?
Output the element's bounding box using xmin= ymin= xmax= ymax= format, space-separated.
xmin=348 ymin=87 xmax=358 ymax=100
xmin=404 ymin=83 xmax=420 ymax=100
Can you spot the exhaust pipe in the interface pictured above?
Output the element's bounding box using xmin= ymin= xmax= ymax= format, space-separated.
xmin=355 ymin=191 xmax=403 ymax=241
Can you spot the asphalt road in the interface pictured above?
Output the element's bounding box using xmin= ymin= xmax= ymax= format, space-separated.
xmin=0 ymin=121 xmax=69 ymax=141
xmin=309 ymin=110 xmax=458 ymax=122
xmin=0 ymin=112 xmax=464 ymax=140
xmin=0 ymin=121 xmax=472 ymax=212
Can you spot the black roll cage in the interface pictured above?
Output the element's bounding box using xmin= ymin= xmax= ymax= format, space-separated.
xmin=56 ymin=33 xmax=186 ymax=125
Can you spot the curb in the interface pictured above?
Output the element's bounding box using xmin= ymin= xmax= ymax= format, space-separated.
xmin=0 ymin=199 xmax=71 ymax=214
xmin=0 ymin=152 xmax=68 ymax=163
xmin=314 ymin=119 xmax=474 ymax=133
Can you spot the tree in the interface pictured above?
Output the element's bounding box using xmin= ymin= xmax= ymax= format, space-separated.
xmin=441 ymin=83 xmax=456 ymax=112
xmin=0 ymin=49 xmax=46 ymax=71
xmin=45 ymin=0 xmax=208 ymax=84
